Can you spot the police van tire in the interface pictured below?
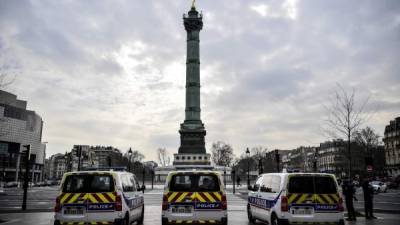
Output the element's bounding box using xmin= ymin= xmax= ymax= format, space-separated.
xmin=137 ymin=206 xmax=144 ymax=224
xmin=124 ymin=212 xmax=129 ymax=225
xmin=247 ymin=204 xmax=256 ymax=223
xmin=221 ymin=217 xmax=228 ymax=225
xmin=270 ymin=214 xmax=279 ymax=225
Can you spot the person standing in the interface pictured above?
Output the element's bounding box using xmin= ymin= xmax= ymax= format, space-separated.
xmin=362 ymin=177 xmax=376 ymax=219
xmin=342 ymin=179 xmax=357 ymax=221
xmin=237 ymin=176 xmax=241 ymax=187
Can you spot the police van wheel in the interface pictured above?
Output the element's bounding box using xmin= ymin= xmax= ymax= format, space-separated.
xmin=247 ymin=204 xmax=256 ymax=223
xmin=137 ymin=206 xmax=144 ymax=224
xmin=271 ymin=214 xmax=280 ymax=225
xmin=124 ymin=213 xmax=130 ymax=225
xmin=161 ymin=217 xmax=168 ymax=225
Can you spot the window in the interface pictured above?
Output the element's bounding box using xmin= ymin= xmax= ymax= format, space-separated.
xmin=271 ymin=176 xmax=281 ymax=193
xmin=63 ymin=174 xmax=114 ymax=193
xmin=193 ymin=156 xmax=197 ymax=160
xmin=170 ymin=174 xmax=220 ymax=192
xmin=198 ymin=156 xmax=202 ymax=160
xmin=176 ymin=156 xmax=180 ymax=160
xmin=188 ymin=156 xmax=191 ymax=160
xmin=122 ymin=174 xmax=134 ymax=192
xmin=260 ymin=175 xmax=272 ymax=192
xmin=288 ymin=176 xmax=337 ymax=194
xmin=314 ymin=176 xmax=337 ymax=194
xmin=288 ymin=176 xmax=313 ymax=193
xmin=253 ymin=176 xmax=263 ymax=191
xmin=182 ymin=156 xmax=186 ymax=160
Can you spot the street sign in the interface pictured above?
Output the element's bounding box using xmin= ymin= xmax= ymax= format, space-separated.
xmin=367 ymin=165 xmax=373 ymax=172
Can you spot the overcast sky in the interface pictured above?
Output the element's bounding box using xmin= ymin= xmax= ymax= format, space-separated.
xmin=1 ymin=0 xmax=399 ymax=161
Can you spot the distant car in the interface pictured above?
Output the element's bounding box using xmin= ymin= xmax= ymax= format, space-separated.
xmin=387 ymin=180 xmax=398 ymax=189
xmin=370 ymin=181 xmax=387 ymax=193
xmin=5 ymin=181 xmax=18 ymax=188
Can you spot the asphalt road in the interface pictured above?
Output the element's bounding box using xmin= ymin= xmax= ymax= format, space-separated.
xmin=0 ymin=187 xmax=399 ymax=225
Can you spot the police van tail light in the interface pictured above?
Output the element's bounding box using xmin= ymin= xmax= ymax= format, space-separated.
xmin=54 ymin=196 xmax=61 ymax=212
xmin=162 ymin=194 xmax=168 ymax=211
xmin=338 ymin=197 xmax=344 ymax=212
xmin=221 ymin=194 xmax=227 ymax=210
xmin=281 ymin=195 xmax=288 ymax=212
xmin=115 ymin=193 xmax=122 ymax=211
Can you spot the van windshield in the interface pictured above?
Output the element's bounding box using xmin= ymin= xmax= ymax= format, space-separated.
xmin=62 ymin=174 xmax=114 ymax=193
xmin=288 ymin=176 xmax=337 ymax=194
xmin=170 ymin=174 xmax=220 ymax=192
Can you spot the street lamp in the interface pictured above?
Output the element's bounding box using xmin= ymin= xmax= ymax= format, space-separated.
xmin=246 ymin=148 xmax=250 ymax=187
xmin=128 ymin=148 xmax=132 ymax=172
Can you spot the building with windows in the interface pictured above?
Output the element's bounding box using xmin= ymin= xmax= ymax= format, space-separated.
xmin=64 ymin=145 xmax=124 ymax=172
xmin=48 ymin=153 xmax=66 ymax=180
xmin=0 ymin=90 xmax=46 ymax=183
xmin=383 ymin=117 xmax=400 ymax=176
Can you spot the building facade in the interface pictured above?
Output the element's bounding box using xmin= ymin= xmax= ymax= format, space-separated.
xmin=64 ymin=145 xmax=123 ymax=172
xmin=0 ymin=90 xmax=46 ymax=183
xmin=48 ymin=153 xmax=66 ymax=180
xmin=383 ymin=117 xmax=400 ymax=176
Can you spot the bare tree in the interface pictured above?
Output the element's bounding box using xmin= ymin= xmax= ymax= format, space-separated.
xmin=211 ymin=141 xmax=234 ymax=167
xmin=157 ymin=147 xmax=170 ymax=167
xmin=0 ymin=70 xmax=16 ymax=90
xmin=324 ymin=84 xmax=369 ymax=177
xmin=251 ymin=146 xmax=268 ymax=162
xmin=354 ymin=126 xmax=380 ymax=155
xmin=130 ymin=150 xmax=144 ymax=163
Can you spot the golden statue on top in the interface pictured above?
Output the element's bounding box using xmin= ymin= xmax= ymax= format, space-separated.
xmin=191 ymin=0 xmax=196 ymax=9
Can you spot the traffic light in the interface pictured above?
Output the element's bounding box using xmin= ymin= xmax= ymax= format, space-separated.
xmin=22 ymin=145 xmax=31 ymax=210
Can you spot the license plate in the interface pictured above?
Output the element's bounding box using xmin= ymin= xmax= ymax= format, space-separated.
xmin=172 ymin=206 xmax=192 ymax=214
xmin=64 ymin=207 xmax=84 ymax=215
xmin=292 ymin=208 xmax=313 ymax=215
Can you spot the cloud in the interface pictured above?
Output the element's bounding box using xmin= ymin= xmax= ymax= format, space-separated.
xmin=0 ymin=0 xmax=399 ymax=161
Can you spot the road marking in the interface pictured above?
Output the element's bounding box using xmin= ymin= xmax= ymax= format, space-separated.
xmin=0 ymin=219 xmax=21 ymax=224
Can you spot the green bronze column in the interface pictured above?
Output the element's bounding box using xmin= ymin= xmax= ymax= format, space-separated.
xmin=174 ymin=4 xmax=209 ymax=164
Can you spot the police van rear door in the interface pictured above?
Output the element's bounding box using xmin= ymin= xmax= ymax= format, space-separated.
xmin=195 ymin=173 xmax=224 ymax=221
xmin=287 ymin=175 xmax=316 ymax=216
xmin=82 ymin=173 xmax=117 ymax=224
xmin=287 ymin=174 xmax=340 ymax=217
xmin=167 ymin=173 xmax=196 ymax=221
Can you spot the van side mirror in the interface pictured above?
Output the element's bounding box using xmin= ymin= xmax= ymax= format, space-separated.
xmin=248 ymin=185 xmax=254 ymax=191
xmin=138 ymin=185 xmax=146 ymax=192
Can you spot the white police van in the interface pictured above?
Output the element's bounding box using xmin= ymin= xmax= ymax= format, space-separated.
xmin=54 ymin=170 xmax=144 ymax=225
xmin=247 ymin=173 xmax=344 ymax=225
xmin=161 ymin=171 xmax=228 ymax=225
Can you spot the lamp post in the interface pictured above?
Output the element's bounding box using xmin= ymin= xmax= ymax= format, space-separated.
xmin=127 ymin=148 xmax=132 ymax=172
xmin=142 ymin=164 xmax=145 ymax=193
xmin=246 ymin=148 xmax=250 ymax=187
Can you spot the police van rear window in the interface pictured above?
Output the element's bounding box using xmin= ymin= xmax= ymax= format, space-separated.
xmin=288 ymin=176 xmax=337 ymax=194
xmin=63 ymin=174 xmax=114 ymax=193
xmin=170 ymin=174 xmax=220 ymax=192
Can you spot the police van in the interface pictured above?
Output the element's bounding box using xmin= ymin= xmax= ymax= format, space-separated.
xmin=161 ymin=171 xmax=228 ymax=225
xmin=247 ymin=173 xmax=344 ymax=225
xmin=54 ymin=170 xmax=144 ymax=225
